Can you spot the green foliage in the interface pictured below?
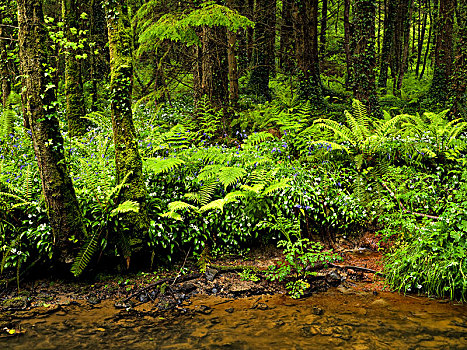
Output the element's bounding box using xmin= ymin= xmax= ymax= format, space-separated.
xmin=264 ymin=215 xmax=341 ymax=299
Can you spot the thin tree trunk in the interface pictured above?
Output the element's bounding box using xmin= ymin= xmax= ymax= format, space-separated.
xmin=226 ymin=0 xmax=239 ymax=106
xmin=0 ymin=8 xmax=10 ymax=108
xmin=106 ymin=1 xmax=148 ymax=261
xmin=396 ymin=0 xmax=413 ymax=91
xmin=419 ymin=0 xmax=432 ymax=79
xmin=320 ymin=0 xmax=328 ymax=53
xmin=344 ymin=0 xmax=352 ymax=87
xmin=415 ymin=2 xmax=427 ymax=77
xmin=451 ymin=0 xmax=467 ymax=115
xmin=18 ymin=0 xmax=86 ymax=267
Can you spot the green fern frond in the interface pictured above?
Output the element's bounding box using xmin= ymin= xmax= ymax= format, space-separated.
xmin=82 ymin=111 xmax=112 ymax=131
xmin=198 ymin=164 xmax=223 ymax=182
xmin=218 ymin=166 xmax=246 ymax=189
xmin=199 ymin=198 xmax=225 ymax=212
xmin=263 ymin=179 xmax=290 ymax=195
xmin=110 ymin=200 xmax=140 ymax=217
xmin=71 ymin=231 xmax=100 ymax=277
xmin=167 ymin=200 xmax=199 ymax=212
xmin=197 ymin=180 xmax=218 ymax=206
xmin=242 ymin=131 xmax=274 ymax=149
xmin=197 ymin=245 xmax=211 ymax=273
xmin=105 ymin=171 xmax=133 ymax=203
xmin=145 ymin=157 xmax=185 ymax=175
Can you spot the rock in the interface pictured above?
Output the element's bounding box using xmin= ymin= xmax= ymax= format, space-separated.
xmin=87 ymin=295 xmax=101 ymax=305
xmin=225 ymin=308 xmax=234 ymax=313
xmin=336 ymin=285 xmax=354 ymax=295
xmin=2 ymin=296 xmax=28 ymax=309
xmin=196 ymin=305 xmax=212 ymax=315
xmin=205 ymin=268 xmax=218 ymax=281
xmin=138 ymin=294 xmax=148 ymax=303
xmin=253 ymin=302 xmax=269 ymax=310
xmin=312 ymin=307 xmax=324 ymax=315
xmin=327 ymin=270 xmax=343 ymax=286
xmin=370 ymin=299 xmax=389 ymax=308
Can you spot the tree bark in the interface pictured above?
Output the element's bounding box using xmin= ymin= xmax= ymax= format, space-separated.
xmin=279 ymin=0 xmax=294 ymax=72
xmin=351 ymin=0 xmax=381 ymax=117
xmin=343 ymin=0 xmax=352 ymax=87
xmin=62 ymin=0 xmax=88 ymax=136
xmin=248 ymin=0 xmax=275 ymax=100
xmin=415 ymin=1 xmax=427 ymax=78
xmin=320 ymin=0 xmax=328 ymax=54
xmin=292 ymin=0 xmax=323 ymax=103
xmin=0 ymin=7 xmax=10 ymax=108
xmin=428 ymin=0 xmax=455 ymax=104
xmin=18 ymin=0 xmax=86 ymax=267
xmin=378 ymin=0 xmax=396 ymax=90
xmin=106 ymin=1 xmax=148 ymax=254
xmin=395 ymin=0 xmax=413 ymax=92
xmin=451 ymin=0 xmax=467 ymax=115
xmin=226 ymin=0 xmax=239 ymax=106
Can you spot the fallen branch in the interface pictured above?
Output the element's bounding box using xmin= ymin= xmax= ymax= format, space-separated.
xmin=122 ymin=272 xmax=201 ymax=303
xmin=330 ymin=263 xmax=385 ymax=277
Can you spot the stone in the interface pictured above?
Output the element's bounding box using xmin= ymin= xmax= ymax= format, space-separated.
xmin=205 ymin=268 xmax=218 ymax=281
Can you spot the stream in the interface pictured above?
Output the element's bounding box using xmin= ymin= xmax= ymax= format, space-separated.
xmin=1 ymin=288 xmax=466 ymax=349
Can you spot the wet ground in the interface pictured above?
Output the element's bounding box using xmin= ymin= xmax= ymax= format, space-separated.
xmin=1 ymin=287 xmax=466 ymax=349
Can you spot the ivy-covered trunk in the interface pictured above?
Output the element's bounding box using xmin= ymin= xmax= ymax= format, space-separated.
xmin=62 ymin=0 xmax=88 ymax=137
xmin=350 ymin=0 xmax=381 ymax=117
xmin=428 ymin=0 xmax=455 ymax=105
xmin=18 ymin=0 xmax=86 ymax=267
xmin=378 ymin=0 xmax=396 ymax=91
xmin=106 ymin=1 xmax=148 ymax=257
xmin=0 ymin=7 xmax=11 ymax=107
xmin=226 ymin=0 xmax=239 ymax=106
xmin=247 ymin=0 xmax=275 ymax=100
xmin=451 ymin=0 xmax=467 ymax=116
xmin=292 ymin=0 xmax=323 ymax=104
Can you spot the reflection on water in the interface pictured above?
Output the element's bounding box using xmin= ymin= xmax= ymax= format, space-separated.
xmin=1 ymin=288 xmax=466 ymax=349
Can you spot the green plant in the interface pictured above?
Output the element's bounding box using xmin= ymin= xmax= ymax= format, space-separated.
xmin=238 ymin=268 xmax=260 ymax=282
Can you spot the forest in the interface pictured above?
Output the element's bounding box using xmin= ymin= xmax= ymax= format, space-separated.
xmin=0 ymin=0 xmax=466 ymax=305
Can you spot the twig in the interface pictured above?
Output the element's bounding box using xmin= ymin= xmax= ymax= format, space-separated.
xmin=172 ymin=248 xmax=191 ymax=286
xmin=381 ymin=181 xmax=440 ymax=220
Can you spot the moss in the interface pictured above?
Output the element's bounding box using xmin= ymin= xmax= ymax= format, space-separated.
xmin=106 ymin=2 xmax=149 ymax=242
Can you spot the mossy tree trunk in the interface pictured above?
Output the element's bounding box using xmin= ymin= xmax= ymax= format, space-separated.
xmin=350 ymin=0 xmax=381 ymax=117
xmin=247 ymin=0 xmax=275 ymax=100
xmin=279 ymin=0 xmax=293 ymax=72
xmin=106 ymin=0 xmax=148 ymax=258
xmin=292 ymin=0 xmax=323 ymax=104
xmin=378 ymin=0 xmax=396 ymax=91
xmin=62 ymin=0 xmax=88 ymax=137
xmin=451 ymin=0 xmax=467 ymax=116
xmin=428 ymin=0 xmax=455 ymax=105
xmin=18 ymin=0 xmax=86 ymax=267
xmin=226 ymin=0 xmax=239 ymax=106
xmin=0 ymin=7 xmax=11 ymax=108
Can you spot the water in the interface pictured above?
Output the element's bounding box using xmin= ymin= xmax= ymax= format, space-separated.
xmin=1 ymin=288 xmax=466 ymax=349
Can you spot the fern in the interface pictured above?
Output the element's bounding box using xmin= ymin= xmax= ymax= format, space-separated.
xmin=145 ymin=157 xmax=186 ymax=175
xmin=242 ymin=131 xmax=274 ymax=149
xmin=82 ymin=111 xmax=112 ymax=131
xmin=218 ymin=166 xmax=246 ymax=189
xmin=71 ymin=231 xmax=100 ymax=277
xmin=110 ymin=200 xmax=140 ymax=217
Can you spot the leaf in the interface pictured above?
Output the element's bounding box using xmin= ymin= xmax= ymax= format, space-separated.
xmin=110 ymin=200 xmax=140 ymax=217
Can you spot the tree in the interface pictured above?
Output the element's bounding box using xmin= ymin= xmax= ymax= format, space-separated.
xmin=17 ymin=0 xmax=86 ymax=267
xmin=378 ymin=0 xmax=396 ymax=91
xmin=247 ymin=0 xmax=275 ymax=100
xmin=0 ymin=5 xmax=11 ymax=107
xmin=451 ymin=0 xmax=467 ymax=116
xmin=106 ymin=0 xmax=149 ymax=262
xmin=350 ymin=0 xmax=380 ymax=117
xmin=62 ymin=0 xmax=88 ymax=136
xmin=292 ymin=0 xmax=323 ymax=104
xmin=428 ymin=0 xmax=456 ymax=105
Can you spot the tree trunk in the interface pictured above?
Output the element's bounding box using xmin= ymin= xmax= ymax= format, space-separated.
xmin=419 ymin=0 xmax=432 ymax=80
xmin=351 ymin=0 xmax=381 ymax=117
xmin=378 ymin=0 xmax=396 ymax=90
xmin=343 ymin=0 xmax=352 ymax=87
xmin=320 ymin=0 xmax=328 ymax=54
xmin=415 ymin=1 xmax=427 ymax=77
xmin=428 ymin=0 xmax=455 ymax=104
xmin=18 ymin=0 xmax=86 ymax=267
xmin=248 ymin=0 xmax=275 ymax=100
xmin=292 ymin=0 xmax=323 ymax=103
xmin=451 ymin=0 xmax=467 ymax=115
xmin=200 ymin=25 xmax=229 ymax=110
xmin=62 ymin=0 xmax=88 ymax=136
xmin=0 ymin=8 xmax=10 ymax=108
xmin=279 ymin=0 xmax=294 ymax=72
xmin=395 ymin=0 xmax=413 ymax=92
xmin=226 ymin=0 xmax=239 ymax=106
xmin=106 ymin=1 xmax=148 ymax=256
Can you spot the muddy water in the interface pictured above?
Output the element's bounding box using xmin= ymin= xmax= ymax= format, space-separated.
xmin=1 ymin=289 xmax=466 ymax=349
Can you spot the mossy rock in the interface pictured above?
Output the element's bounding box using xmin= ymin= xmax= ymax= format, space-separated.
xmin=2 ymin=296 xmax=28 ymax=309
